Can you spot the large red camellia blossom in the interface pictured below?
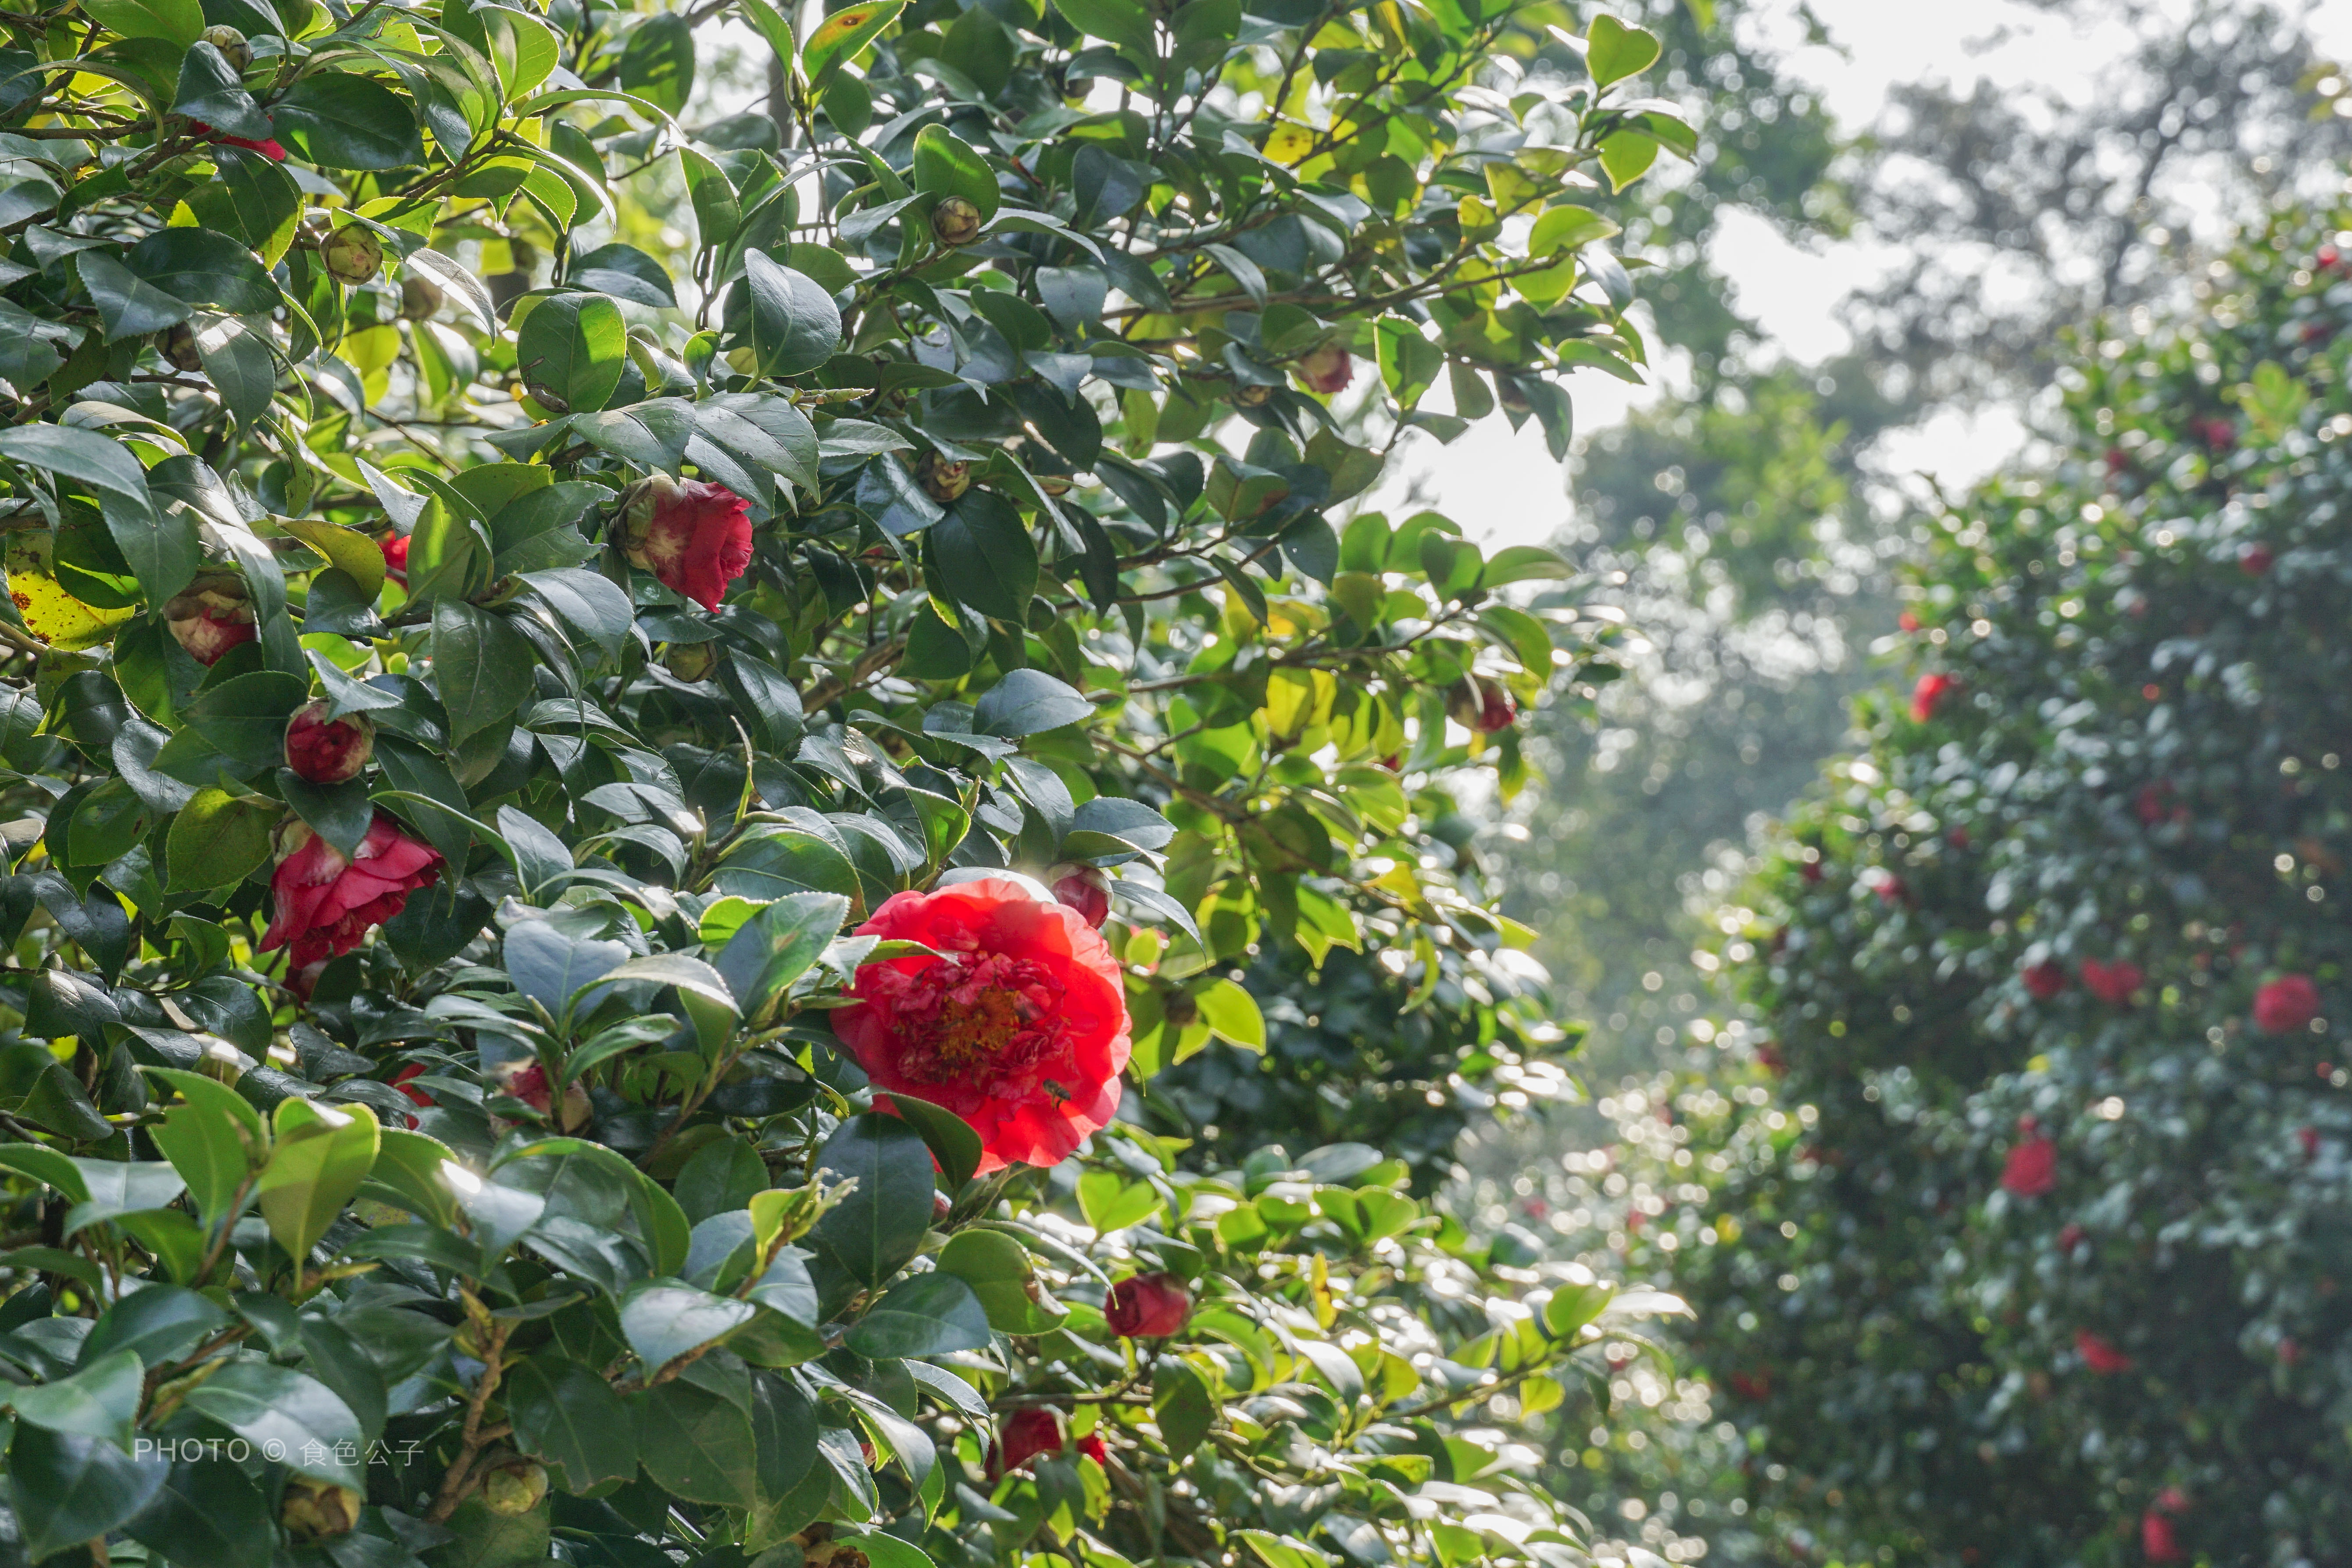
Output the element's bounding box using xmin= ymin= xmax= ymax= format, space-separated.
xmin=994 ymin=1407 xmax=1063 ymax=1475
xmin=2022 ymin=960 xmax=2067 ymax=1000
xmin=2253 ymin=973 xmax=2320 ymax=1034
xmin=259 ymin=812 xmax=442 ymax=971
xmin=2080 ymin=958 xmax=2143 ymax=1007
xmin=2142 ymin=1489 xmax=2188 ymax=1563
xmin=2075 ymin=1329 xmax=2132 ymax=1374
xmin=2001 ymin=1118 xmax=2057 ymax=1198
xmin=833 ymin=878 xmax=1132 ymax=1173
xmin=1105 ymin=1272 xmax=1191 ymax=1338
xmin=620 ymin=474 xmax=754 ymax=612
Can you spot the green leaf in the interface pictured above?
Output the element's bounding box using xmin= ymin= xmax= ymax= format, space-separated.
xmin=147 ymin=1064 xmax=263 ymax=1221
xmin=1527 ymin=204 xmax=1620 ymax=256
xmin=910 ymin=125 xmax=999 ymax=223
xmin=635 ymin=1378 xmax=757 ymax=1507
xmin=844 ymin=1272 xmax=992 ymax=1358
xmin=1048 ymin=0 xmax=1151 ymax=54
xmin=620 ymin=1281 xmax=758 ymax=1370
xmin=1374 ymin=317 xmax=1442 ymax=408
xmin=185 ymin=146 xmax=303 ymax=266
xmin=505 ymin=1353 xmax=638 ymax=1493
xmin=164 ymin=787 xmax=278 ymax=892
xmin=190 ymin=313 xmax=275 ymax=428
xmin=431 ymin=599 xmax=537 ymax=743
xmin=618 ymin=12 xmax=694 ymax=113
xmin=801 ymin=0 xmax=904 ymax=87
xmin=9 ymin=1423 xmax=167 ymax=1560
xmin=7 ymin=1347 xmax=144 ymax=1447
xmin=79 ymin=250 xmax=190 ymax=341
xmin=83 ymin=0 xmax=201 ymax=44
xmin=182 ymin=668 xmax=306 ymax=768
xmin=271 ymin=73 xmax=421 ymax=170
xmin=86 ymin=1284 xmax=231 ymax=1367
xmin=930 ymin=489 xmax=1037 ymax=622
xmin=254 ymin=1097 xmax=381 ymax=1267
xmin=180 ymin=1361 xmax=365 ymax=1488
xmin=1584 ymin=13 xmax=1661 ymax=87
xmin=716 ymin=891 xmax=849 ymax=1025
xmin=1152 ymin=1359 xmax=1215 ymax=1457
xmin=738 ymin=251 xmax=841 ymax=378
xmin=516 ymin=291 xmax=627 ymax=414
xmin=679 ymin=146 xmax=739 ymax=250
xmin=879 ymin=1093 xmax=983 ymax=1192
xmin=124 ymin=1450 xmax=273 ymax=1568
xmin=805 ymin=1113 xmax=935 ymax=1288
xmin=974 ymin=668 xmax=1091 ymax=737
xmin=1078 ymin=1170 xmax=1160 ymax=1234
xmin=0 ymin=421 xmax=154 ymax=504
xmin=937 ymin=1229 xmax=1061 ymax=1333
xmin=171 ymin=41 xmax=267 ymax=139
xmin=1194 ymin=977 xmax=1266 ymax=1049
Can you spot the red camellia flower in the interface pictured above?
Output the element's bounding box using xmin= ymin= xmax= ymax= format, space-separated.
xmin=2142 ymin=1489 xmax=2188 ymax=1563
xmin=1898 ymin=609 xmax=1921 ymax=632
xmin=1046 ymin=862 xmax=1111 ymax=929
xmin=1105 ymin=1272 xmax=1191 ymax=1338
xmin=380 ymin=531 xmax=410 ymax=584
xmin=2023 ymin=960 xmax=2067 ymax=1000
xmin=2299 ymin=1125 xmax=2321 ymax=1159
xmin=2002 ymin=1119 xmax=2057 ymax=1198
xmin=2135 ymin=781 xmax=2184 ymax=826
xmin=620 ymin=474 xmax=754 ymax=612
xmin=2254 ymin=973 xmax=2320 ymax=1034
xmin=1297 ymin=343 xmax=1352 ymax=394
xmin=391 ymin=1062 xmax=435 ymax=1108
xmin=2238 ymin=543 xmax=2275 ymax=575
xmin=2080 ymin=959 xmax=2143 ymax=1007
xmin=164 ymin=571 xmax=257 ymax=665
xmin=995 ymin=1407 xmax=1063 ymax=1474
xmin=832 ymin=878 xmax=1133 ymax=1173
xmin=2076 ymin=1329 xmax=2132 ymax=1375
xmin=1910 ymin=672 xmax=1955 ymax=722
xmin=190 ymin=120 xmax=286 ymax=161
xmin=258 ymin=811 xmax=443 ymax=971
xmin=2058 ymin=1222 xmax=2085 ymax=1253
xmin=1726 ymin=1370 xmax=1772 ymax=1401
xmin=284 ymin=699 xmax=375 ymax=784
xmin=1076 ymin=1434 xmax=1110 ymax=1467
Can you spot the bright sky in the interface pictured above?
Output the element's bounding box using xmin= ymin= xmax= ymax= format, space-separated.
xmin=1380 ymin=0 xmax=2352 ymax=549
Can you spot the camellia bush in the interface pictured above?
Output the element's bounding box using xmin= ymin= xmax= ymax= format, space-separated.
xmin=0 ymin=0 xmax=1705 ymax=1564
xmin=1659 ymin=196 xmax=2352 ymax=1565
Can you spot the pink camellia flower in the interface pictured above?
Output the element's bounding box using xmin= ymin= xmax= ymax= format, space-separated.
xmin=2253 ymin=974 xmax=2320 ymax=1034
xmin=619 ymin=474 xmax=754 ymax=612
xmin=1046 ymin=862 xmax=1111 ymax=929
xmin=189 ymin=120 xmax=286 ymax=161
xmin=2080 ymin=959 xmax=2143 ymax=1007
xmin=258 ymin=812 xmax=442 ymax=971
xmin=1105 ymin=1272 xmax=1191 ymax=1338
xmin=2076 ymin=1329 xmax=2132 ymax=1375
xmin=2022 ymin=961 xmax=2067 ymax=1000
xmin=1910 ymin=672 xmax=1957 ymax=721
xmin=2002 ymin=1118 xmax=2057 ymax=1198
xmin=994 ymin=1407 xmax=1063 ymax=1475
xmin=164 ymin=571 xmax=257 ymax=665
xmin=380 ymin=531 xmax=410 ymax=585
xmin=284 ymin=700 xmax=375 ymax=784
xmin=1297 ymin=343 xmax=1352 ymax=395
xmin=2142 ymin=1489 xmax=2187 ymax=1563
xmin=832 ymin=879 xmax=1132 ymax=1174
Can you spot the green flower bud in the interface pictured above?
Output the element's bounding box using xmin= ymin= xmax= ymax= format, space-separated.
xmin=321 ymin=223 xmax=382 ymax=286
xmin=201 ymin=24 xmax=252 ymax=70
xmin=931 ymin=196 xmax=983 ymax=247
xmin=155 ymin=323 xmax=202 ymax=373
xmin=280 ymin=1478 xmax=363 ymax=1543
xmin=481 ymin=1457 xmax=549 ymax=1516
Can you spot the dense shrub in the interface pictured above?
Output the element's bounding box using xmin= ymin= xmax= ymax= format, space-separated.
xmin=0 ymin=0 xmax=1708 ymax=1565
xmin=1665 ymin=196 xmax=2352 ymax=1565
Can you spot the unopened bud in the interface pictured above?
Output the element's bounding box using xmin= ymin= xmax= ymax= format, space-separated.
xmin=663 ymin=641 xmax=718 ymax=682
xmin=916 ymin=449 xmax=971 ymax=504
xmin=155 ymin=324 xmax=202 ymax=373
xmin=164 ymin=571 xmax=257 ymax=665
xmin=201 ymin=25 xmax=251 ymax=70
xmin=931 ymin=196 xmax=983 ymax=247
xmin=481 ymin=1457 xmax=548 ymax=1516
xmin=283 ymin=699 xmax=375 ymax=783
xmin=400 ymin=275 xmax=443 ymax=320
xmin=321 ymin=223 xmax=382 ymax=286
xmin=1233 ymin=382 xmax=1273 ymax=407
xmin=280 ymin=1479 xmax=363 ymax=1543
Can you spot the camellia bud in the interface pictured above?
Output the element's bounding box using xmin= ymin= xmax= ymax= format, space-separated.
xmin=201 ymin=24 xmax=251 ymax=70
xmin=283 ymin=699 xmax=375 ymax=784
xmin=1105 ymin=1271 xmax=1192 ymax=1338
xmin=1447 ymin=675 xmax=1515 ymax=733
xmin=662 ymin=641 xmax=718 ymax=682
xmin=930 ymin=195 xmax=983 ymax=246
xmin=400 ymin=275 xmax=443 ymax=321
xmin=164 ymin=571 xmax=257 ymax=665
xmin=916 ymin=449 xmax=971 ymax=504
xmin=481 ymin=1457 xmax=549 ymax=1516
xmin=492 ymin=1058 xmax=592 ymax=1132
xmin=1047 ymin=862 xmax=1111 ymax=929
xmin=1233 ymin=382 xmax=1273 ymax=407
xmin=280 ymin=1479 xmax=363 ymax=1543
xmin=155 ymin=323 xmax=203 ymax=373
xmin=1297 ymin=343 xmax=1352 ymax=395
xmin=320 ymin=223 xmax=382 ymax=286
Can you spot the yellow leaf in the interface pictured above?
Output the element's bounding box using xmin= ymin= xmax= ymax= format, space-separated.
xmin=280 ymin=518 xmax=387 ymax=599
xmin=1265 ymin=122 xmax=1315 ymax=166
xmin=5 ymin=531 xmax=134 ymax=651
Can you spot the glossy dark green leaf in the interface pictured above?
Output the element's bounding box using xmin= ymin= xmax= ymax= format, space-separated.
xmin=170 ymin=40 xmax=266 ymax=139
xmin=805 ymin=1113 xmax=936 ymax=1288
xmin=271 ymin=74 xmax=421 ymax=170
xmin=929 ymin=489 xmax=1036 ymax=621
xmin=717 ymin=890 xmax=849 ymax=1024
xmin=431 ymin=600 xmax=537 ymax=743
xmin=506 ymin=1353 xmax=638 ymax=1493
xmin=9 ymin=1422 xmax=168 ymax=1559
xmin=124 ymin=227 xmax=277 ymax=313
xmin=844 ymin=1271 xmax=992 ymax=1358
xmin=618 ymin=13 xmax=694 ymax=113
xmin=516 ymin=292 xmax=627 ymax=414
xmin=738 ymin=252 xmax=840 ymax=378
xmin=635 ymin=1378 xmax=757 ymax=1507
xmin=974 ymin=668 xmax=1092 ymax=737
xmin=125 ymin=1450 xmax=273 ymax=1568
